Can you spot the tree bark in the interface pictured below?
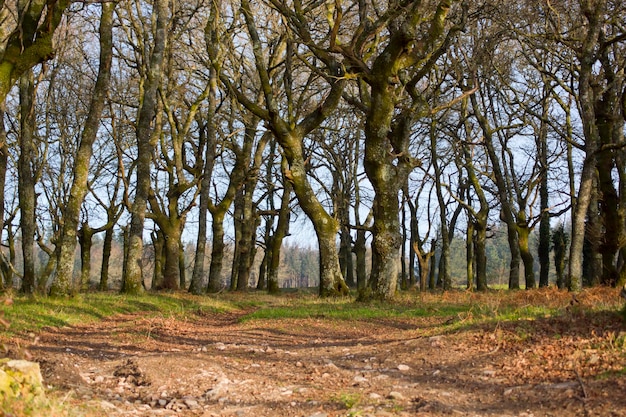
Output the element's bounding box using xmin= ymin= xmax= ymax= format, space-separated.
xmin=53 ymin=2 xmax=114 ymax=296
xmin=0 ymin=107 xmax=7 ymax=290
xmin=225 ymin=0 xmax=349 ymax=297
xmin=99 ymin=221 xmax=114 ymax=291
xmin=18 ymin=71 xmax=37 ymax=294
xmin=568 ymin=1 xmax=605 ymax=292
xmin=538 ymin=81 xmax=551 ymax=288
xmin=122 ymin=0 xmax=168 ymax=294
xmin=78 ymin=224 xmax=94 ymax=291
xmin=207 ymin=211 xmax=226 ymax=293
xmin=470 ymin=92 xmax=521 ymax=289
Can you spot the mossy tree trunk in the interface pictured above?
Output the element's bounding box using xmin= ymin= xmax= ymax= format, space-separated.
xmin=77 ymin=224 xmax=94 ymax=292
xmin=282 ymin=133 xmax=349 ymax=297
xmin=53 ymin=2 xmax=115 ymax=296
xmin=358 ymin=0 xmax=460 ymax=300
xmin=189 ymin=78 xmax=217 ymax=294
xmin=0 ymin=1 xmax=70 ymax=104
xmin=470 ymin=92 xmax=522 ymax=290
xmin=537 ymin=80 xmax=552 ymax=288
xmin=98 ymin=204 xmax=122 ymax=291
xmin=457 ymin=114 xmax=489 ymax=291
xmin=234 ymin=134 xmax=268 ymax=291
xmin=206 ymin=117 xmax=258 ymax=293
xmin=122 ymin=0 xmax=168 ymax=295
xmin=217 ymin=0 xmax=350 ymax=297
xmin=267 ymin=164 xmax=292 ymax=295
xmin=517 ymin=215 xmax=536 ymax=289
xmin=0 ymin=5 xmax=70 ymax=284
xmin=567 ymin=1 xmax=605 ymax=292
xmin=207 ymin=210 xmax=226 ymax=293
xmin=99 ymin=223 xmax=114 ymax=291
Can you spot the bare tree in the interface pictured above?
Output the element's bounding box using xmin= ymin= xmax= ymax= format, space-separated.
xmin=210 ymin=0 xmax=349 ymax=296
xmin=53 ymin=2 xmax=115 ymax=295
xmin=122 ymin=0 xmax=169 ymax=294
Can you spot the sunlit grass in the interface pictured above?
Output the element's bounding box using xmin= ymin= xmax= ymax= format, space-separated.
xmin=0 ymin=292 xmax=239 ymax=338
xmin=3 ymin=287 xmax=622 ymax=339
xmin=238 ymin=286 xmax=625 ymax=327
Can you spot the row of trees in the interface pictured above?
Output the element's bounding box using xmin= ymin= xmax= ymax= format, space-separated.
xmin=0 ymin=0 xmax=624 ymax=299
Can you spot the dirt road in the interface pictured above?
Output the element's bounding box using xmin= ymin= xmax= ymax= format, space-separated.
xmin=24 ymin=297 xmax=626 ymax=417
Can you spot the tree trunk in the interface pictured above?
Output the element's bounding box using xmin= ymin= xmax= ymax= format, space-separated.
xmin=466 ymin=220 xmax=475 ymax=290
xmin=151 ymin=230 xmax=165 ymax=290
xmin=190 ymin=119 xmax=216 ymax=293
xmin=474 ymin=219 xmax=488 ymax=291
xmin=162 ymin=226 xmax=181 ymax=290
xmin=78 ymin=224 xmax=94 ymax=291
xmin=179 ymin=238 xmax=186 ymax=290
xmin=367 ymin=184 xmax=402 ymax=299
xmin=518 ymin=223 xmax=535 ymax=289
xmin=18 ymin=71 xmax=37 ymax=294
xmin=53 ymin=2 xmax=114 ymax=296
xmin=207 ymin=211 xmax=226 ymax=293
xmin=0 ymin=108 xmax=7 ymax=290
xmin=568 ymin=1 xmax=605 ymax=292
xmin=279 ymin=134 xmax=348 ymax=297
xmin=431 ymin=120 xmax=451 ymax=290
xmin=363 ymin=89 xmax=408 ymax=299
xmin=99 ymin=222 xmax=114 ymax=291
xmin=595 ymin=90 xmax=624 ymax=287
xmin=400 ymin=201 xmax=408 ymax=290
xmin=353 ymin=227 xmax=369 ymax=292
xmin=470 ymin=93 xmax=521 ymax=290
xmin=268 ymin=176 xmax=292 ymax=294
xmin=236 ymin=165 xmax=262 ymax=291
xmin=0 ymin=1 xmax=71 ymax=105
xmin=552 ymin=224 xmax=568 ymax=289
xmin=583 ymin=183 xmax=601 ymax=287
xmin=339 ymin=225 xmax=355 ymax=288
xmin=538 ymin=82 xmax=551 ymax=288
xmin=122 ymin=0 xmax=168 ymax=294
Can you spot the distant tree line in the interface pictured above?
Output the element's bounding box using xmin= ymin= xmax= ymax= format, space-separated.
xmin=0 ymin=0 xmax=624 ymax=299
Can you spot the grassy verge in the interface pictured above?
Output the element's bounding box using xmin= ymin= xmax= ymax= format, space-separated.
xmin=3 ymin=287 xmax=623 ymax=337
xmin=239 ymin=287 xmax=625 ymax=326
xmin=0 ymin=292 xmax=243 ymax=339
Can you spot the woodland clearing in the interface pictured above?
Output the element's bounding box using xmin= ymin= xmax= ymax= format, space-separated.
xmin=2 ymin=288 xmax=626 ymax=417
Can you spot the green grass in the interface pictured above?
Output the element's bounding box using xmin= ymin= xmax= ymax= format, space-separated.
xmin=0 ymin=292 xmax=239 ymax=338
xmin=4 ymin=289 xmax=617 ymax=338
xmin=238 ymin=290 xmax=564 ymax=324
xmin=241 ymin=300 xmax=471 ymax=321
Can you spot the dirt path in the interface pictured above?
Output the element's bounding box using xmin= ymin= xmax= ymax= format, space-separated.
xmin=25 ymin=304 xmax=626 ymax=417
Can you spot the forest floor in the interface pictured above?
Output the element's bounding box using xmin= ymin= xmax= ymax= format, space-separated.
xmin=6 ymin=288 xmax=626 ymax=417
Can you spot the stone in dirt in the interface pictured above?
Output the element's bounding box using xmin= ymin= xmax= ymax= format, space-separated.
xmin=113 ymin=358 xmax=150 ymax=386
xmin=0 ymin=359 xmax=45 ymax=400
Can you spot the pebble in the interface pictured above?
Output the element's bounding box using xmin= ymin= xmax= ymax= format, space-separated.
xmin=354 ymin=375 xmax=368 ymax=383
xmin=183 ymin=398 xmax=199 ymax=408
xmin=308 ymin=413 xmax=328 ymax=417
xmin=388 ymin=391 xmax=405 ymax=400
xmin=397 ymin=364 xmax=410 ymax=371
xmin=100 ymin=400 xmax=118 ymax=411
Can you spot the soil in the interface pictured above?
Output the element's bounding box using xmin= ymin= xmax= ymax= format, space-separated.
xmin=12 ymin=291 xmax=626 ymax=416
